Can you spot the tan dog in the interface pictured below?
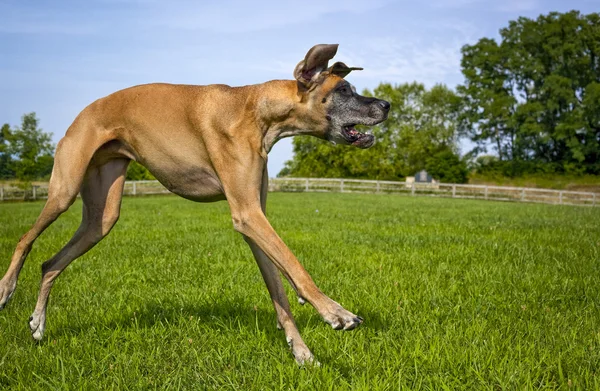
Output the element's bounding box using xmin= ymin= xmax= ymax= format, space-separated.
xmin=0 ymin=44 xmax=390 ymax=364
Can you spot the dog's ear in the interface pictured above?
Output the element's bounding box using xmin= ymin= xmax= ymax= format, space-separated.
xmin=328 ymin=62 xmax=363 ymax=79
xmin=294 ymin=44 xmax=339 ymax=87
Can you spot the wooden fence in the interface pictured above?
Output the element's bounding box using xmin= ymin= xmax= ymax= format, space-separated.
xmin=0 ymin=178 xmax=597 ymax=207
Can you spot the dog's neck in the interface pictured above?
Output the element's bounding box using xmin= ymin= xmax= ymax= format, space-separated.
xmin=253 ymin=80 xmax=327 ymax=154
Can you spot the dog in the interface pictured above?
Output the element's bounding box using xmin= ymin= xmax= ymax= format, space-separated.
xmin=0 ymin=44 xmax=390 ymax=364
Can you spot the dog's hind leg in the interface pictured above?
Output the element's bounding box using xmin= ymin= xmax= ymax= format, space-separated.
xmin=0 ymin=134 xmax=102 ymax=310
xmin=28 ymin=158 xmax=128 ymax=340
xmin=244 ymin=168 xmax=315 ymax=365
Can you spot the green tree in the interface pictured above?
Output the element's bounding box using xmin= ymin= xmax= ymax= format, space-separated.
xmin=280 ymin=82 xmax=465 ymax=181
xmin=458 ymin=38 xmax=516 ymax=161
xmin=0 ymin=124 xmax=15 ymax=179
xmin=126 ymin=161 xmax=155 ymax=180
xmin=426 ymin=148 xmax=469 ymax=183
xmin=459 ymin=11 xmax=600 ymax=175
xmin=5 ymin=113 xmax=55 ymax=180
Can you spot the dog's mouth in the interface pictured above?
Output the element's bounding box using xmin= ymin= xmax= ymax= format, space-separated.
xmin=342 ymin=124 xmax=375 ymax=149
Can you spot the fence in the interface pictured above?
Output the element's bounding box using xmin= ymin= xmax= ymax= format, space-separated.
xmin=0 ymin=178 xmax=597 ymax=207
xmin=268 ymin=178 xmax=597 ymax=207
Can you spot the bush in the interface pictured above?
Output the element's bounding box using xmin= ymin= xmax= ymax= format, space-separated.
xmin=474 ymin=156 xmax=563 ymax=177
xmin=425 ymin=150 xmax=468 ymax=183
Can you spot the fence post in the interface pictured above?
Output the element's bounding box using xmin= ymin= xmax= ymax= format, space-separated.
xmin=0 ymin=184 xmax=3 ymax=201
xmin=521 ymin=188 xmax=525 ymax=202
xmin=593 ymin=193 xmax=596 ymax=207
xmin=376 ymin=180 xmax=380 ymax=193
xmin=32 ymin=185 xmax=37 ymax=201
xmin=411 ymin=182 xmax=415 ymax=196
xmin=452 ymin=184 xmax=456 ymax=198
xmin=559 ymin=191 xmax=563 ymax=205
xmin=484 ymin=186 xmax=488 ymax=200
xmin=340 ymin=179 xmax=344 ymax=193
xmin=305 ymin=178 xmax=309 ymax=192
xmin=133 ymin=182 xmax=137 ymax=196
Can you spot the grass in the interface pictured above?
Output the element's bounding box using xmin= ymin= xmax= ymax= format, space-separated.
xmin=0 ymin=193 xmax=599 ymax=390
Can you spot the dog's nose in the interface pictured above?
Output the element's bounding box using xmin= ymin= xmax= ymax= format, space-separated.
xmin=378 ymin=100 xmax=391 ymax=111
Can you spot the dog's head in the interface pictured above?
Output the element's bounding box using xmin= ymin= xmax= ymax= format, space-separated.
xmin=294 ymin=44 xmax=390 ymax=149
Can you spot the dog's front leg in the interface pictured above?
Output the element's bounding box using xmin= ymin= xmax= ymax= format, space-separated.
xmin=243 ymin=167 xmax=314 ymax=365
xmin=245 ymin=239 xmax=316 ymax=364
xmin=219 ymin=157 xmax=363 ymax=337
xmin=233 ymin=203 xmax=363 ymax=331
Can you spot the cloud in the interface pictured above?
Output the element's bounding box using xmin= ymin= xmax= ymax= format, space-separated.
xmin=252 ymin=39 xmax=466 ymax=90
xmin=138 ymin=0 xmax=392 ymax=34
xmin=251 ymin=18 xmax=477 ymax=89
xmin=0 ymin=0 xmax=392 ymax=37
xmin=348 ymin=39 xmax=464 ymax=87
xmin=430 ymin=0 xmax=480 ymax=9
xmin=431 ymin=0 xmax=539 ymax=12
xmin=495 ymin=0 xmax=538 ymax=12
xmin=0 ymin=3 xmax=96 ymax=34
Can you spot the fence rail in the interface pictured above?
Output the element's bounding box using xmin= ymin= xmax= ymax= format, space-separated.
xmin=0 ymin=179 xmax=597 ymax=207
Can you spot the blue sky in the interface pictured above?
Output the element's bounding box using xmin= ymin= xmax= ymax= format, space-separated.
xmin=1 ymin=0 xmax=597 ymax=176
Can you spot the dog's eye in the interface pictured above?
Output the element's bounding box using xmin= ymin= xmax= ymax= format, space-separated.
xmin=338 ymin=86 xmax=351 ymax=95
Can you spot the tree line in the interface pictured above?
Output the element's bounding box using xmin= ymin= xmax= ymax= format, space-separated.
xmin=282 ymin=11 xmax=600 ymax=182
xmin=3 ymin=11 xmax=599 ymax=184
xmin=0 ymin=113 xmax=54 ymax=181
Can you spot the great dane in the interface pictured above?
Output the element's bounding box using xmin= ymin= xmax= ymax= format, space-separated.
xmin=0 ymin=44 xmax=390 ymax=364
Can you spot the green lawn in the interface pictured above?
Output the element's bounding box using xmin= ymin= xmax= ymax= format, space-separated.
xmin=0 ymin=193 xmax=599 ymax=390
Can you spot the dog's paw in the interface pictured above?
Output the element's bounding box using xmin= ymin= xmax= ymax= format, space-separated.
xmin=0 ymin=279 xmax=16 ymax=310
xmin=29 ymin=312 xmax=46 ymax=341
xmin=297 ymin=353 xmax=320 ymax=368
xmin=321 ymin=302 xmax=363 ymax=331
xmin=288 ymin=337 xmax=318 ymax=367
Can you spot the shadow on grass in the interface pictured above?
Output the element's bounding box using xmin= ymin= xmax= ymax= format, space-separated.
xmin=53 ymin=295 xmax=387 ymax=335
xmin=45 ymin=296 xmax=388 ymax=368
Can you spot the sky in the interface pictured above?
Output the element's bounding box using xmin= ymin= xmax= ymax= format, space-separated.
xmin=1 ymin=0 xmax=597 ymax=176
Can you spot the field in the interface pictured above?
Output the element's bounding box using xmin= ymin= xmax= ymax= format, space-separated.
xmin=0 ymin=193 xmax=599 ymax=390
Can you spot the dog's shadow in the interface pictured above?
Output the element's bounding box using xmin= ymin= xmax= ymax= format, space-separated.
xmin=56 ymin=296 xmax=387 ymax=334
xmin=50 ymin=297 xmax=388 ymax=369
xmin=57 ymin=298 xmax=287 ymax=336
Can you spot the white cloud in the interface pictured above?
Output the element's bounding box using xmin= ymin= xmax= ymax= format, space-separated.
xmin=495 ymin=0 xmax=539 ymax=12
xmin=143 ymin=0 xmax=391 ymax=33
xmin=251 ymin=24 xmax=474 ymax=89
xmin=0 ymin=3 xmax=95 ymax=34
xmin=328 ymin=33 xmax=470 ymax=89
xmin=431 ymin=0 xmax=539 ymax=12
xmin=430 ymin=0 xmax=480 ymax=9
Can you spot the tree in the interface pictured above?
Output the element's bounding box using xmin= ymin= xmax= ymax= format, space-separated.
xmin=280 ymin=82 xmax=465 ymax=181
xmin=459 ymin=11 xmax=600 ymax=175
xmin=0 ymin=124 xmax=15 ymax=179
xmin=126 ymin=161 xmax=155 ymax=180
xmin=458 ymin=38 xmax=516 ymax=161
xmin=4 ymin=113 xmax=55 ymax=181
xmin=426 ymin=148 xmax=469 ymax=183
